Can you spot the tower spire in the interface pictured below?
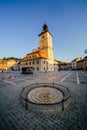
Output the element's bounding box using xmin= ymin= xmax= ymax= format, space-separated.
xmin=39 ymin=23 xmax=52 ymax=37
xmin=43 ymin=23 xmax=48 ymax=32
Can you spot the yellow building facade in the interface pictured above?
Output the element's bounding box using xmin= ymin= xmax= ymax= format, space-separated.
xmin=20 ymin=24 xmax=58 ymax=72
xmin=0 ymin=59 xmax=17 ymax=70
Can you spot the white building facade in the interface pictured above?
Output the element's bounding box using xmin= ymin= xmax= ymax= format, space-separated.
xmin=20 ymin=24 xmax=58 ymax=72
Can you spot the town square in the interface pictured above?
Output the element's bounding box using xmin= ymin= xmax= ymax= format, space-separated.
xmin=0 ymin=0 xmax=87 ymax=130
xmin=0 ymin=70 xmax=87 ymax=130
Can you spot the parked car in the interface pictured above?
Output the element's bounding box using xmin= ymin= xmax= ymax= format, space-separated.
xmin=21 ymin=67 xmax=33 ymax=74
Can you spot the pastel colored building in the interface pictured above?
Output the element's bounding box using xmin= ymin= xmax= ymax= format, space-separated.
xmin=71 ymin=57 xmax=82 ymax=70
xmin=83 ymin=56 xmax=87 ymax=70
xmin=20 ymin=24 xmax=58 ymax=72
xmin=0 ymin=59 xmax=17 ymax=70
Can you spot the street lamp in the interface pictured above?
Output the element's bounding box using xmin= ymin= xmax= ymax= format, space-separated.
xmin=84 ymin=49 xmax=87 ymax=54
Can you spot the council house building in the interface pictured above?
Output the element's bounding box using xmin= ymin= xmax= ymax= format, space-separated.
xmin=20 ymin=24 xmax=58 ymax=72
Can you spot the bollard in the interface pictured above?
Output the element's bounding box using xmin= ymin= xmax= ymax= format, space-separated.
xmin=25 ymin=98 xmax=28 ymax=110
xmin=62 ymin=99 xmax=64 ymax=111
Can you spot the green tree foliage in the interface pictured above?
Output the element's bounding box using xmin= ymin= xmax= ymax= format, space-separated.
xmin=2 ymin=57 xmax=22 ymax=60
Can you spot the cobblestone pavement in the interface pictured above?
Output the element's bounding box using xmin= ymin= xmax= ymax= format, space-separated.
xmin=0 ymin=71 xmax=87 ymax=130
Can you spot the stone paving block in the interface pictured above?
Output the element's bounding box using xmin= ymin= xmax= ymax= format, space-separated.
xmin=0 ymin=71 xmax=87 ymax=130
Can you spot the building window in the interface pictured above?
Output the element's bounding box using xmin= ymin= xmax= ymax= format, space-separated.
xmin=33 ymin=61 xmax=35 ymax=64
xmin=46 ymin=61 xmax=48 ymax=65
xmin=37 ymin=67 xmax=39 ymax=71
xmin=34 ymin=54 xmax=37 ymax=58
xmin=29 ymin=56 xmax=31 ymax=59
xmin=42 ymin=36 xmax=44 ymax=38
xmin=44 ymin=61 xmax=45 ymax=64
xmin=37 ymin=60 xmax=39 ymax=64
xmin=29 ymin=62 xmax=31 ymax=65
xmin=32 ymin=55 xmax=34 ymax=58
xmin=33 ymin=68 xmax=35 ymax=71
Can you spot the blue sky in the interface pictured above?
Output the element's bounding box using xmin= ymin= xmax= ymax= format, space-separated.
xmin=0 ymin=0 xmax=87 ymax=62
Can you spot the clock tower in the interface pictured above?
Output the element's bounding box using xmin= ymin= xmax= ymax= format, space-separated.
xmin=38 ymin=24 xmax=54 ymax=61
xmin=38 ymin=24 xmax=54 ymax=71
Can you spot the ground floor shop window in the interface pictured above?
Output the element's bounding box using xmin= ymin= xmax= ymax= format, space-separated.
xmin=37 ymin=67 xmax=39 ymax=71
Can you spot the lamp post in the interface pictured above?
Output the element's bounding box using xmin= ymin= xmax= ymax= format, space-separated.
xmin=84 ymin=49 xmax=87 ymax=54
xmin=84 ymin=49 xmax=87 ymax=70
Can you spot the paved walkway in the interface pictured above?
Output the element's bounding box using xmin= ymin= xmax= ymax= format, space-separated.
xmin=0 ymin=71 xmax=87 ymax=130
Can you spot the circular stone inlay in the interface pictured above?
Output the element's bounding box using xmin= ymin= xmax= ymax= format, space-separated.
xmin=28 ymin=87 xmax=63 ymax=104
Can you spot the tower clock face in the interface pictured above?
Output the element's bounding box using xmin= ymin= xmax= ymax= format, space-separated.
xmin=42 ymin=35 xmax=45 ymax=39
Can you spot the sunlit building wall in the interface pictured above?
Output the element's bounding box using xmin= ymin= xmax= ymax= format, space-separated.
xmin=20 ymin=24 xmax=58 ymax=72
xmin=0 ymin=59 xmax=17 ymax=70
xmin=83 ymin=56 xmax=87 ymax=70
xmin=71 ymin=57 xmax=82 ymax=70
